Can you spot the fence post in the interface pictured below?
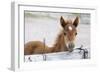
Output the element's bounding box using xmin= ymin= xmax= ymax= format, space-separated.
xmin=42 ymin=38 xmax=47 ymax=61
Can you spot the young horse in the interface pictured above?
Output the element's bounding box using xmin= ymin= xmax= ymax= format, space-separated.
xmin=24 ymin=16 xmax=79 ymax=55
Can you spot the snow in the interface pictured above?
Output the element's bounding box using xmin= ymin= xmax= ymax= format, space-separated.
xmin=24 ymin=49 xmax=89 ymax=62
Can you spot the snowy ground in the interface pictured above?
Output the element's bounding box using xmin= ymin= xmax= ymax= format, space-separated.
xmin=24 ymin=12 xmax=90 ymax=62
xmin=24 ymin=49 xmax=89 ymax=62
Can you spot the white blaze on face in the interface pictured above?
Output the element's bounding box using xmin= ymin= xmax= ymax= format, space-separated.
xmin=65 ymin=26 xmax=73 ymax=48
xmin=68 ymin=26 xmax=72 ymax=31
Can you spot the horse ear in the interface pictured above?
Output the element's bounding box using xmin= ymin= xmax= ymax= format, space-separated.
xmin=60 ymin=16 xmax=66 ymax=28
xmin=73 ymin=16 xmax=79 ymax=27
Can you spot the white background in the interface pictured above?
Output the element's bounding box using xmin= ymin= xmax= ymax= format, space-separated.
xmin=0 ymin=0 xmax=100 ymax=73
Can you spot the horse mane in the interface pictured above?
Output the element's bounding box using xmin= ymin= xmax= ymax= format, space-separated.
xmin=66 ymin=19 xmax=72 ymax=24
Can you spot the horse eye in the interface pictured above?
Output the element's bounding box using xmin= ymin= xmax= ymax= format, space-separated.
xmin=75 ymin=32 xmax=77 ymax=35
xmin=64 ymin=32 xmax=66 ymax=35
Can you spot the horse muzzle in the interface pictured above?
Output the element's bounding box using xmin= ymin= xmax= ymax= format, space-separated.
xmin=67 ymin=42 xmax=75 ymax=52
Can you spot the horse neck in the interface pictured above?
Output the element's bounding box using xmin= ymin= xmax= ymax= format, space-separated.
xmin=51 ymin=31 xmax=67 ymax=52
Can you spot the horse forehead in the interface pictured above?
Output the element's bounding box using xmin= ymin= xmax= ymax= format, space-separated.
xmin=68 ymin=26 xmax=73 ymax=31
xmin=66 ymin=25 xmax=75 ymax=31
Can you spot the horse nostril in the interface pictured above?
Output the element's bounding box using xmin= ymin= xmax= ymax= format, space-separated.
xmin=68 ymin=43 xmax=75 ymax=49
xmin=68 ymin=43 xmax=75 ymax=52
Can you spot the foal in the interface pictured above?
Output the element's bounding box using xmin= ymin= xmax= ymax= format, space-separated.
xmin=24 ymin=16 xmax=79 ymax=55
